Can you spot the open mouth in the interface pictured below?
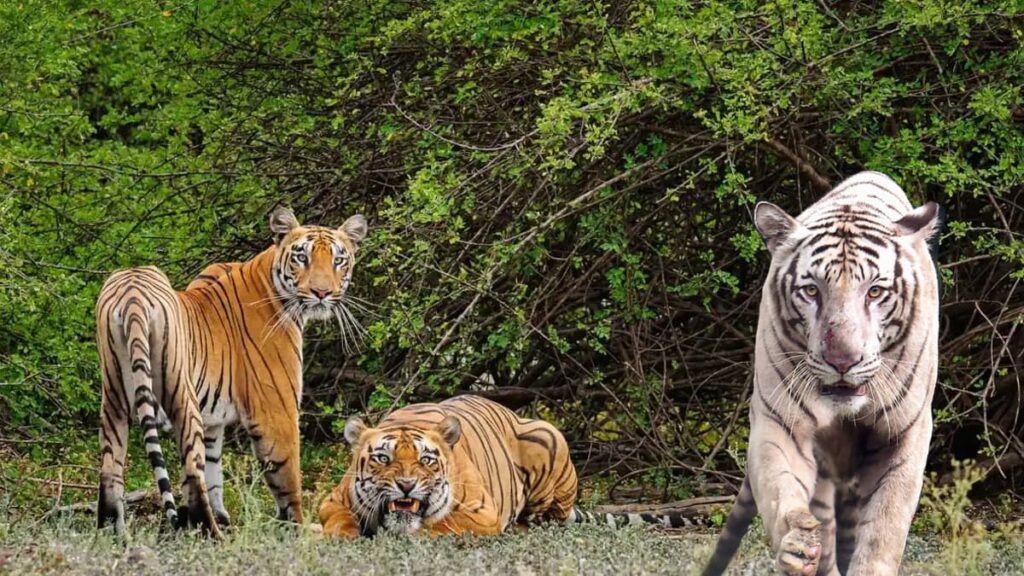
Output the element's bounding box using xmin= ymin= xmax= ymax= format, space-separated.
xmin=387 ymin=498 xmax=422 ymax=514
xmin=820 ymin=384 xmax=867 ymax=397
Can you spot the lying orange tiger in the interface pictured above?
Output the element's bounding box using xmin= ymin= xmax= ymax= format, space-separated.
xmin=319 ymin=394 xmax=699 ymax=537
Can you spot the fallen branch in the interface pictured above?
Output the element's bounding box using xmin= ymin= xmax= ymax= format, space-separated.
xmin=476 ymin=384 xmax=579 ymax=407
xmin=47 ymin=488 xmax=154 ymax=517
xmin=594 ymin=495 xmax=734 ymax=518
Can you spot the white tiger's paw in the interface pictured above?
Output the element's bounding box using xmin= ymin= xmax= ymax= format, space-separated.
xmin=777 ymin=509 xmax=821 ymax=576
xmin=214 ymin=508 xmax=231 ymax=527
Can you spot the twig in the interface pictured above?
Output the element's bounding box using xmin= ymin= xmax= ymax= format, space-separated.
xmin=28 ymin=477 xmax=93 ymax=491
xmin=758 ymin=137 xmax=831 ymax=192
xmin=815 ymin=0 xmax=849 ymax=31
xmin=389 ymin=77 xmax=536 ymax=152
xmin=13 ymin=158 xmax=339 ymax=179
xmin=0 ymin=437 xmax=63 ymax=445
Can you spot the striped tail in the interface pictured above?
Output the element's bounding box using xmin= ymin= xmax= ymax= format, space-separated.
xmin=122 ymin=298 xmax=180 ymax=527
xmin=701 ymin=478 xmax=756 ymax=576
xmin=567 ymin=506 xmax=702 ymax=529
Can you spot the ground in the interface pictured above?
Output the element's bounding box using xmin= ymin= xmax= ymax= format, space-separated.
xmin=2 ymin=443 xmax=1022 ymax=574
xmin=2 ymin=515 xmax=1023 ymax=575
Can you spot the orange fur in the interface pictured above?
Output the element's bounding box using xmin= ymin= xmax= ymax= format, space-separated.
xmin=96 ymin=207 xmax=366 ymax=535
xmin=319 ymin=395 xmax=578 ymax=538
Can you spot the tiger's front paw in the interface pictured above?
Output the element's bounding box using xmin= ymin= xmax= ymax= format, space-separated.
xmin=777 ymin=508 xmax=821 ymax=576
xmin=214 ymin=509 xmax=231 ymax=528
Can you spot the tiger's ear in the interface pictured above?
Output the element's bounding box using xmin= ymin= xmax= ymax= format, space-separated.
xmin=343 ymin=416 xmax=368 ymax=446
xmin=434 ymin=416 xmax=461 ymax=448
xmin=894 ymin=202 xmax=940 ymax=240
xmin=754 ymin=201 xmax=801 ymax=256
xmin=339 ymin=214 xmax=368 ymax=243
xmin=270 ymin=206 xmax=300 ymax=244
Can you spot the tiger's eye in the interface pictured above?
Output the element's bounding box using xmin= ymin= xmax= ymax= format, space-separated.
xmin=867 ymin=285 xmax=884 ymax=299
xmin=803 ymin=285 xmax=819 ymax=298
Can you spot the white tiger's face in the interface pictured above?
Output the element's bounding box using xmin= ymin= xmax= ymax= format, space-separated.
xmin=757 ymin=199 xmax=938 ymax=416
xmin=787 ymin=228 xmax=903 ymax=407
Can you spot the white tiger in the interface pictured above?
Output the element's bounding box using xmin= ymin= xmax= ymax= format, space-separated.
xmin=703 ymin=171 xmax=940 ymax=575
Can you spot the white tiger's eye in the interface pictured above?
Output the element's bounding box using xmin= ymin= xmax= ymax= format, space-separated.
xmin=802 ymin=285 xmax=819 ymax=299
xmin=867 ymin=285 xmax=884 ymax=299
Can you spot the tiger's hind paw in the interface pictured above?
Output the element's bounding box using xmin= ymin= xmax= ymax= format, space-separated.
xmin=777 ymin=509 xmax=821 ymax=576
xmin=175 ymin=504 xmax=224 ymax=540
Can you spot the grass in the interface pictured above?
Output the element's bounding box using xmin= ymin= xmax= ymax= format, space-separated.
xmin=1 ymin=508 xmax=1023 ymax=575
xmin=0 ymin=520 xmax=718 ymax=575
xmin=2 ymin=444 xmax=1023 ymax=574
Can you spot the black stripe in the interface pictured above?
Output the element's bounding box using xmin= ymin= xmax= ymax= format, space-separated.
xmin=861 ymin=456 xmax=908 ymax=506
xmin=147 ymin=450 xmax=166 ymax=469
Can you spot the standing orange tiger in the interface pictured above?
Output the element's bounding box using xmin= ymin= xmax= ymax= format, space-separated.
xmin=95 ymin=207 xmax=367 ymax=536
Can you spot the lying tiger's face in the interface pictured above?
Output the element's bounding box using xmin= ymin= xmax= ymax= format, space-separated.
xmin=268 ymin=207 xmax=367 ymax=324
xmin=342 ymin=415 xmax=461 ymax=535
xmin=756 ymin=196 xmax=938 ymax=416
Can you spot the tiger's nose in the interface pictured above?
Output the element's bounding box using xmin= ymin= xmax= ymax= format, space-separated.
xmin=823 ymin=351 xmax=860 ymax=374
xmin=396 ymin=479 xmax=416 ymax=495
xmin=311 ymin=288 xmax=331 ymax=300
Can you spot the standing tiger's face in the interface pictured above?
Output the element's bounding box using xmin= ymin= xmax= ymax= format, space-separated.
xmin=268 ymin=207 xmax=367 ymax=324
xmin=756 ymin=198 xmax=939 ymax=416
xmin=342 ymin=415 xmax=462 ymax=534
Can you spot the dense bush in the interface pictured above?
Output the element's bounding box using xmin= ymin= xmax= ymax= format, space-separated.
xmin=1 ymin=0 xmax=1022 ymax=492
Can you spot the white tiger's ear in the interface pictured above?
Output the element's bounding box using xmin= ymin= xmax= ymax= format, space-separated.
xmin=269 ymin=206 xmax=300 ymax=244
xmin=343 ymin=416 xmax=368 ymax=446
xmin=754 ymin=201 xmax=800 ymax=256
xmin=894 ymin=202 xmax=940 ymax=240
xmin=434 ymin=416 xmax=461 ymax=448
xmin=339 ymin=214 xmax=368 ymax=243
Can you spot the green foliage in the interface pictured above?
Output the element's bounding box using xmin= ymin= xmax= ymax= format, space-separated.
xmin=916 ymin=460 xmax=995 ymax=576
xmin=919 ymin=460 xmax=987 ymax=538
xmin=1 ymin=0 xmax=1023 ymax=500
xmin=0 ymin=1 xmax=277 ymax=430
